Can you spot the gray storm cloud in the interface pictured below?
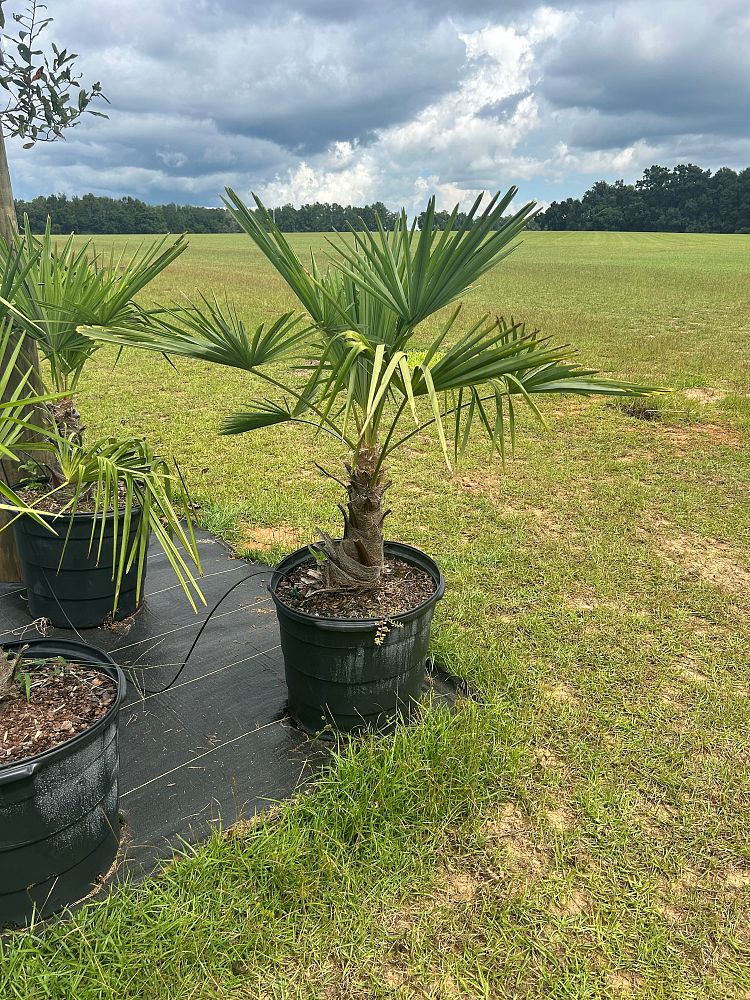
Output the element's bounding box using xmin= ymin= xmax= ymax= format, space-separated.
xmin=7 ymin=0 xmax=749 ymax=209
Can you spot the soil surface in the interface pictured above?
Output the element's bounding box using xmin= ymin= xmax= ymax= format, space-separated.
xmin=0 ymin=660 xmax=118 ymax=765
xmin=16 ymin=482 xmax=130 ymax=515
xmin=276 ymin=556 xmax=437 ymax=619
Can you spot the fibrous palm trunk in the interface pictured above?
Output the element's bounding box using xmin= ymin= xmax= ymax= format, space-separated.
xmin=305 ymin=445 xmax=391 ymax=593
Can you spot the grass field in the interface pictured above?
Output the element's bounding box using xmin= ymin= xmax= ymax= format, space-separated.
xmin=2 ymin=231 xmax=750 ymax=998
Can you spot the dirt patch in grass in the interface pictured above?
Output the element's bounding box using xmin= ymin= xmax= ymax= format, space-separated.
xmin=533 ymin=745 xmax=564 ymax=771
xmin=611 ymin=448 xmax=656 ymax=464
xmin=655 ymin=532 xmax=750 ymax=594
xmin=551 ymin=888 xmax=591 ymax=917
xmin=542 ymin=681 xmax=580 ymax=706
xmin=658 ymin=423 xmax=740 ymax=451
xmin=566 ymin=593 xmax=600 ymax=611
xmin=635 ymin=800 xmax=678 ymax=836
xmin=607 ymin=970 xmax=645 ymax=994
xmin=454 ymin=471 xmax=503 ymax=496
xmin=525 ymin=506 xmax=566 ymax=539
xmin=722 ymin=867 xmax=750 ymax=889
xmin=667 ymin=868 xmax=702 ymax=903
xmin=683 ymin=387 xmax=727 ymax=403
xmin=239 ymin=522 xmax=303 ymax=554
xmin=656 ymin=899 xmax=686 ymax=923
xmin=484 ymin=802 xmax=553 ymax=881
xmin=484 ymin=802 xmax=533 ymax=847
xmin=440 ymin=867 xmax=480 ymax=903
xmin=677 ymin=657 xmax=713 ymax=685
xmin=546 ymin=804 xmax=577 ymax=832
xmin=660 ymin=685 xmax=685 ymax=709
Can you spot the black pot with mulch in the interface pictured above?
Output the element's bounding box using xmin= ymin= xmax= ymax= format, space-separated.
xmin=0 ymin=638 xmax=126 ymax=927
xmin=270 ymin=541 xmax=445 ymax=735
xmin=12 ymin=507 xmax=144 ymax=628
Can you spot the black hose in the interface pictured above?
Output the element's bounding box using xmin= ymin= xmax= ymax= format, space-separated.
xmin=138 ymin=567 xmax=277 ymax=695
xmin=35 ymin=554 xmax=287 ymax=697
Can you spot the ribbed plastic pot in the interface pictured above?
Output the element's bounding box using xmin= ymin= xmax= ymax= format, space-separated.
xmin=270 ymin=541 xmax=445 ymax=735
xmin=0 ymin=638 xmax=126 ymax=927
xmin=12 ymin=508 xmax=145 ymax=628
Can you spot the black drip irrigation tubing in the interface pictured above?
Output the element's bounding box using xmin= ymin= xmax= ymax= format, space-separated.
xmin=36 ymin=562 xmax=284 ymax=696
xmin=137 ymin=568 xmax=281 ymax=695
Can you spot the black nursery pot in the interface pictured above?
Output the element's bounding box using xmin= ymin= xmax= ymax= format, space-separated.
xmin=270 ymin=541 xmax=445 ymax=735
xmin=12 ymin=507 xmax=145 ymax=628
xmin=0 ymin=639 xmax=126 ymax=927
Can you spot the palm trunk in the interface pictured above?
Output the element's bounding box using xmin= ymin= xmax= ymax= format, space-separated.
xmin=308 ymin=446 xmax=392 ymax=593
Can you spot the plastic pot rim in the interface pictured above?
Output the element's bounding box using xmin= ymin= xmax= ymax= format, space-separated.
xmin=269 ymin=539 xmax=445 ymax=631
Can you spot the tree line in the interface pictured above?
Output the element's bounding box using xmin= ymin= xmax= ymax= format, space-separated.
xmin=14 ymin=192 xmax=534 ymax=234
xmin=538 ymin=164 xmax=750 ymax=233
xmin=14 ymin=164 xmax=750 ymax=235
xmin=13 ymin=193 xmax=412 ymax=234
xmin=14 ymin=193 xmax=241 ymax=234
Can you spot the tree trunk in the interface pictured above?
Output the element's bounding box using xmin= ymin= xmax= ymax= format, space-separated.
xmin=0 ymin=125 xmax=17 ymax=247
xmin=305 ymin=446 xmax=391 ymax=594
xmin=0 ymin=124 xmax=43 ymax=583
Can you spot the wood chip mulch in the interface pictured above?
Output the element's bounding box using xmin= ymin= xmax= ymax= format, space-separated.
xmin=16 ymin=482 xmax=130 ymax=515
xmin=0 ymin=662 xmax=118 ymax=765
xmin=276 ymin=557 xmax=437 ymax=620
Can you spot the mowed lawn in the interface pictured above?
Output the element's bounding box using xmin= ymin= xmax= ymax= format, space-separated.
xmin=2 ymin=231 xmax=750 ymax=999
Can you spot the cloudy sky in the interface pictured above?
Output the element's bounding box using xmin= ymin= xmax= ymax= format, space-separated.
xmin=6 ymin=0 xmax=750 ymax=211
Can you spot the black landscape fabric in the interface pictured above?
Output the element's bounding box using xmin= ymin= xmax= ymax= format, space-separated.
xmin=0 ymin=530 xmax=459 ymax=901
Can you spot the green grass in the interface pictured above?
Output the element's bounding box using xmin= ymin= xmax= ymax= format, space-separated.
xmin=2 ymin=231 xmax=750 ymax=998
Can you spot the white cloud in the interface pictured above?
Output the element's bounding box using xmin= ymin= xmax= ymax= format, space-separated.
xmin=256 ymin=6 xmax=569 ymax=212
xmin=550 ymin=139 xmax=662 ymax=178
xmin=156 ymin=149 xmax=188 ymax=169
xmin=259 ymin=155 xmax=381 ymax=207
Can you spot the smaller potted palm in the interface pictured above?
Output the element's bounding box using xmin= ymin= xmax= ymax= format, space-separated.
xmin=88 ymin=188 xmax=665 ymax=733
xmin=0 ymin=330 xmax=125 ymax=926
xmin=0 ymin=220 xmax=204 ymax=627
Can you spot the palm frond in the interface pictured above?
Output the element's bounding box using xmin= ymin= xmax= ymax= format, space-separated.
xmin=221 ymin=399 xmax=296 ymax=434
xmin=84 ymin=190 xmax=667 ymax=479
xmin=85 ymin=298 xmax=313 ymax=372
xmin=223 ymin=190 xmax=330 ymax=325
xmin=0 ymin=218 xmax=187 ymax=391
xmin=329 ymin=190 xmax=538 ymax=329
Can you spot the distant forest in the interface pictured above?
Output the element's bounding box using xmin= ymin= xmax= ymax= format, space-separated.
xmin=538 ymin=164 xmax=750 ymax=233
xmin=14 ymin=164 xmax=750 ymax=235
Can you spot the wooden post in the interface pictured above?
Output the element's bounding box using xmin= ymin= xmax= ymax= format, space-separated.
xmin=0 ymin=124 xmax=42 ymax=582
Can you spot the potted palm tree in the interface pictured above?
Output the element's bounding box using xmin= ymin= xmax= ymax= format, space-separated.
xmin=0 ymin=221 xmax=204 ymax=628
xmin=87 ymin=188 xmax=664 ymax=733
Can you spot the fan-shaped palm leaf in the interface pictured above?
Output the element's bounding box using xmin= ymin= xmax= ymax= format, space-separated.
xmin=0 ymin=218 xmax=187 ymax=391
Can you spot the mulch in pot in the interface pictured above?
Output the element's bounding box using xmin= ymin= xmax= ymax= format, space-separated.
xmin=0 ymin=660 xmax=117 ymax=765
xmin=16 ymin=482 xmax=129 ymax=516
xmin=275 ymin=556 xmax=436 ymax=619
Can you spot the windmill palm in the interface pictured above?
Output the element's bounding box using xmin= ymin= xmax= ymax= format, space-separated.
xmin=86 ymin=188 xmax=665 ymax=593
xmin=0 ymin=225 xmax=204 ymax=615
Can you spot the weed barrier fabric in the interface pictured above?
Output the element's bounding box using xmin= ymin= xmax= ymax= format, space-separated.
xmin=0 ymin=530 xmax=461 ymax=913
